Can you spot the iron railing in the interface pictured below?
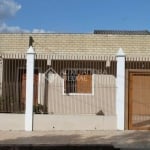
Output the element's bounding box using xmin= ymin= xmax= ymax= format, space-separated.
xmin=0 ymin=53 xmax=117 ymax=115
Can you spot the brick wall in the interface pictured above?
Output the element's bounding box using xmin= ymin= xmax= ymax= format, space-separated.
xmin=0 ymin=33 xmax=150 ymax=55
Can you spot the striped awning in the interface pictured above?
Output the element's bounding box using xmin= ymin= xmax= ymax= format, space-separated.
xmin=0 ymin=52 xmax=116 ymax=61
xmin=1 ymin=52 xmax=150 ymax=61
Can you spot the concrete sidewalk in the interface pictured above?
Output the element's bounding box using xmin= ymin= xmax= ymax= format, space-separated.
xmin=0 ymin=131 xmax=149 ymax=149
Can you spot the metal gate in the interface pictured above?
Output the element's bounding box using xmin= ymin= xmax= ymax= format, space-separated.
xmin=129 ymin=72 xmax=150 ymax=130
xmin=126 ymin=58 xmax=150 ymax=130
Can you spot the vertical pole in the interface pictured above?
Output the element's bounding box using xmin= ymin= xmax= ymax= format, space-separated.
xmin=116 ymin=48 xmax=125 ymax=130
xmin=0 ymin=57 xmax=3 ymax=96
xmin=25 ymin=46 xmax=35 ymax=131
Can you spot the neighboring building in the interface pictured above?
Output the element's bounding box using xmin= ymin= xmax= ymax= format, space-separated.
xmin=0 ymin=30 xmax=150 ymax=131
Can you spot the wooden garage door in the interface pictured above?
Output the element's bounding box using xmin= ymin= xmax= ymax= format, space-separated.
xmin=129 ymin=72 xmax=150 ymax=130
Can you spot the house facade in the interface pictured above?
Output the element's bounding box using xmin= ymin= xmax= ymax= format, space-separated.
xmin=0 ymin=30 xmax=150 ymax=131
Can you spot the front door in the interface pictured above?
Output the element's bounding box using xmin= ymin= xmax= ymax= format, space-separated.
xmin=21 ymin=73 xmax=38 ymax=111
xmin=129 ymin=72 xmax=150 ymax=130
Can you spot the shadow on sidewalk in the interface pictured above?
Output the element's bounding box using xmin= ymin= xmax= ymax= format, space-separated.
xmin=0 ymin=131 xmax=149 ymax=149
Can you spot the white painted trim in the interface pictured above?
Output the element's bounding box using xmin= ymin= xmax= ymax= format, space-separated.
xmin=38 ymin=73 xmax=41 ymax=104
xmin=38 ymin=73 xmax=45 ymax=105
xmin=62 ymin=74 xmax=94 ymax=96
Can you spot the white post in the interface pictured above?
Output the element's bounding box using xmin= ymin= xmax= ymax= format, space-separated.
xmin=116 ymin=48 xmax=125 ymax=130
xmin=25 ymin=46 xmax=35 ymax=131
xmin=0 ymin=58 xmax=3 ymax=96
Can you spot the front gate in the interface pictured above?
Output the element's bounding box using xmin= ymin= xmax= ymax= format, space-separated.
xmin=129 ymin=71 xmax=150 ymax=130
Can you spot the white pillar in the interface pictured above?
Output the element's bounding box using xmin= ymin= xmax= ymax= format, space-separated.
xmin=0 ymin=58 xmax=3 ymax=96
xmin=116 ymin=48 xmax=125 ymax=130
xmin=25 ymin=46 xmax=35 ymax=131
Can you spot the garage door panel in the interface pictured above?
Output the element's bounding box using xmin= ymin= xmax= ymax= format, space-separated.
xmin=129 ymin=72 xmax=150 ymax=130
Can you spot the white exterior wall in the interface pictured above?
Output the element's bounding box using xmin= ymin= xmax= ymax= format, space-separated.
xmin=47 ymin=74 xmax=116 ymax=115
xmin=0 ymin=114 xmax=24 ymax=130
xmin=34 ymin=115 xmax=117 ymax=130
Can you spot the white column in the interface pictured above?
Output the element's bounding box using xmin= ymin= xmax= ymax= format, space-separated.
xmin=38 ymin=73 xmax=45 ymax=105
xmin=25 ymin=46 xmax=35 ymax=131
xmin=116 ymin=48 xmax=125 ymax=130
xmin=0 ymin=58 xmax=3 ymax=96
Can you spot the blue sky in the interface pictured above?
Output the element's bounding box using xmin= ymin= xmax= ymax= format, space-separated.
xmin=0 ymin=0 xmax=150 ymax=33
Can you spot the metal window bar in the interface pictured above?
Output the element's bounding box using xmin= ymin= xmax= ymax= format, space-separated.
xmin=0 ymin=53 xmax=117 ymax=116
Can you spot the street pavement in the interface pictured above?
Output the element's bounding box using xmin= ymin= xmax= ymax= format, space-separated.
xmin=0 ymin=130 xmax=149 ymax=149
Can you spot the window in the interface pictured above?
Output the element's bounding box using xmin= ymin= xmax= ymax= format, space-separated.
xmin=63 ymin=69 xmax=93 ymax=94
